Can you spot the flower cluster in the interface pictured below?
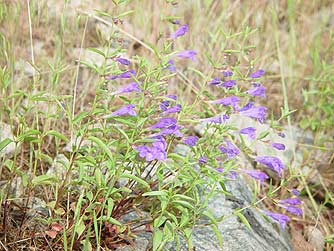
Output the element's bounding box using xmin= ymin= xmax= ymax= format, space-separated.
xmin=104 ymin=20 xmax=299 ymax=232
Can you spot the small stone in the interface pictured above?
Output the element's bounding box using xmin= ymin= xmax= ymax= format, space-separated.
xmin=305 ymin=227 xmax=325 ymax=251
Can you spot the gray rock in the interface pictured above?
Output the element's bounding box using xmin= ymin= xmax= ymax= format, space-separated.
xmin=0 ymin=122 xmax=17 ymax=158
xmin=46 ymin=154 xmax=69 ymax=180
xmin=116 ymin=176 xmax=292 ymax=251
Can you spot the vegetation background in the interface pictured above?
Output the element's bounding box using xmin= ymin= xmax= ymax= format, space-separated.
xmin=0 ymin=0 xmax=333 ymax=250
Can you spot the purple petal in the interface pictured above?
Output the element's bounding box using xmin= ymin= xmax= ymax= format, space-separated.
xmin=150 ymin=117 xmax=177 ymax=129
xmin=211 ymin=96 xmax=240 ymax=106
xmin=162 ymin=104 xmax=182 ymax=115
xmin=278 ymin=198 xmax=302 ymax=205
xmin=246 ymin=83 xmax=266 ymax=97
xmin=264 ymin=211 xmax=290 ymax=228
xmin=278 ymin=205 xmax=303 ymax=217
xmin=255 ymin=156 xmax=285 ymax=176
xmin=278 ymin=132 xmax=286 ymax=138
xmin=113 ymin=82 xmax=141 ymax=95
xmin=291 ymin=189 xmax=300 ymax=196
xmin=238 ymin=102 xmax=254 ymax=112
xmin=239 ymin=105 xmax=267 ymax=123
xmin=240 ymin=127 xmax=256 ymax=140
xmin=208 ymin=77 xmax=221 ymax=85
xmin=110 ymin=104 xmax=136 ymax=116
xmin=201 ymin=114 xmax=229 ymax=124
xmin=271 ymin=142 xmax=286 ymax=150
xmin=167 ymin=59 xmax=176 ymax=72
xmin=107 ymin=70 xmax=136 ymax=80
xmin=218 ymin=140 xmax=239 ymax=159
xmin=136 ymin=145 xmax=167 ymax=161
xmin=242 ymin=169 xmax=269 ymax=184
xmin=249 ymin=69 xmax=265 ymax=78
xmin=199 ymin=156 xmax=207 ymax=164
xmin=160 ymin=94 xmax=178 ymax=111
xmin=220 ymin=80 xmax=236 ymax=88
xmin=222 ymin=71 xmax=233 ymax=77
xmin=175 ymin=50 xmax=197 ymax=61
xmin=183 ymin=136 xmax=199 ymax=147
xmin=155 ymin=124 xmax=183 ymax=137
xmin=171 ymin=24 xmax=189 ymax=39
xmin=115 ymin=57 xmax=131 ymax=65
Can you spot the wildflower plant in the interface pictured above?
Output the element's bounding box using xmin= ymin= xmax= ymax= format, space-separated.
xmin=0 ymin=5 xmax=303 ymax=251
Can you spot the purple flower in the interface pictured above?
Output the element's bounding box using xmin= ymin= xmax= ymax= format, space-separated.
xmin=239 ymin=105 xmax=267 ymax=123
xmin=167 ymin=59 xmax=176 ymax=72
xmin=208 ymin=77 xmax=221 ymax=85
xmin=222 ymin=71 xmax=233 ymax=77
xmin=264 ymin=211 xmax=290 ymax=229
xmin=160 ymin=94 xmax=177 ymax=111
xmin=255 ymin=156 xmax=285 ymax=176
xmin=246 ymin=83 xmax=266 ymax=98
xmin=238 ymin=102 xmax=254 ymax=112
xmin=175 ymin=50 xmax=197 ymax=61
xmin=241 ymin=169 xmax=269 ymax=184
xmin=136 ymin=136 xmax=168 ymax=161
xmin=199 ymin=156 xmax=207 ymax=164
xmin=291 ymin=189 xmax=300 ymax=196
xmin=278 ymin=205 xmax=303 ymax=217
xmin=115 ymin=57 xmax=131 ymax=65
xmin=162 ymin=104 xmax=182 ymax=115
xmin=183 ymin=136 xmax=199 ymax=146
xmin=271 ymin=142 xmax=286 ymax=150
xmin=240 ymin=127 xmax=256 ymax=140
xmin=201 ymin=114 xmax=229 ymax=124
xmin=136 ymin=145 xmax=166 ymax=161
xmin=220 ymin=80 xmax=236 ymax=88
xmin=155 ymin=124 xmax=183 ymax=137
xmin=249 ymin=69 xmax=265 ymax=78
xmin=152 ymin=136 xmax=168 ymax=151
xmin=211 ymin=96 xmax=240 ymax=107
xmin=278 ymin=198 xmax=302 ymax=205
xmin=107 ymin=70 xmax=136 ymax=80
xmin=278 ymin=132 xmax=286 ymax=138
xmin=112 ymin=82 xmax=141 ymax=95
xmin=171 ymin=24 xmax=189 ymax=39
xmin=110 ymin=104 xmax=136 ymax=116
xmin=227 ymin=171 xmax=238 ymax=179
xmin=218 ymin=140 xmax=239 ymax=159
xmin=150 ymin=117 xmax=177 ymax=129
xmin=216 ymin=167 xmax=224 ymax=173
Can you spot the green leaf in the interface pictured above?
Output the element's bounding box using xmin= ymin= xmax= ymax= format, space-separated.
xmin=107 ymin=198 xmax=114 ymax=218
xmin=0 ymin=138 xmax=13 ymax=152
xmin=115 ymin=10 xmax=135 ymax=18
xmin=143 ymin=190 xmax=168 ymax=197
xmin=72 ymin=111 xmax=90 ymax=125
xmin=154 ymin=215 xmax=167 ymax=228
xmin=107 ymin=217 xmax=122 ymax=226
xmin=235 ymin=211 xmax=252 ymax=230
xmin=172 ymin=200 xmax=194 ymax=210
xmin=17 ymin=129 xmax=41 ymax=142
xmin=172 ymin=194 xmax=195 ymax=202
xmin=87 ymin=47 xmax=106 ymax=57
xmin=46 ymin=130 xmax=69 ymax=142
xmin=32 ymin=175 xmax=59 ymax=186
xmin=120 ymin=173 xmax=150 ymax=189
xmin=153 ymin=229 xmax=163 ymax=251
xmin=256 ymin=131 xmax=269 ymax=140
xmin=87 ymin=136 xmax=114 ymax=162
